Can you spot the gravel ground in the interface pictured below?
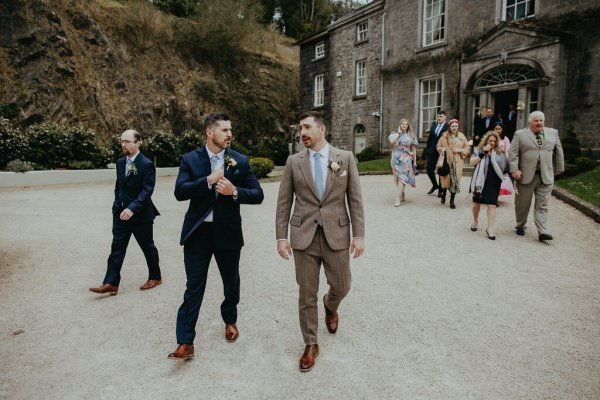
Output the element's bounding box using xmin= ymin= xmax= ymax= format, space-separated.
xmin=0 ymin=175 xmax=598 ymax=400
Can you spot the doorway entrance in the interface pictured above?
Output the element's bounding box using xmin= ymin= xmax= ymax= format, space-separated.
xmin=493 ymin=89 xmax=518 ymax=139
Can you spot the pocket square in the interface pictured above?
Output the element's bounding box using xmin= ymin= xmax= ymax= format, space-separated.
xmin=340 ymin=170 xmax=347 ymax=177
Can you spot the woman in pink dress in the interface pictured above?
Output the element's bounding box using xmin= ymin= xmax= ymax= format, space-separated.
xmin=493 ymin=122 xmax=513 ymax=196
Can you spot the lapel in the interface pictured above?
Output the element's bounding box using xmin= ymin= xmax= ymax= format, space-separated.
xmin=223 ymin=148 xmax=234 ymax=179
xmin=321 ymin=146 xmax=340 ymax=201
xmin=299 ymin=149 xmax=320 ymax=200
xmin=197 ymin=146 xmax=212 ymax=175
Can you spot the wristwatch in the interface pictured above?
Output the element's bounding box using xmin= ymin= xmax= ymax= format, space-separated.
xmin=232 ymin=188 xmax=238 ymax=200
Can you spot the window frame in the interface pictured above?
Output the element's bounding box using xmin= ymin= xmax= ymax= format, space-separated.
xmin=315 ymin=42 xmax=325 ymax=59
xmin=313 ymin=74 xmax=324 ymax=107
xmin=355 ymin=59 xmax=367 ymax=97
xmin=419 ymin=75 xmax=443 ymax=138
xmin=502 ymin=0 xmax=536 ymax=21
xmin=422 ymin=0 xmax=446 ymax=47
xmin=356 ymin=21 xmax=368 ymax=42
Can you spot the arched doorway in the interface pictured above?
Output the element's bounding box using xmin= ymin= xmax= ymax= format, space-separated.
xmin=468 ymin=63 xmax=546 ymax=137
xmin=353 ymin=124 xmax=366 ymax=155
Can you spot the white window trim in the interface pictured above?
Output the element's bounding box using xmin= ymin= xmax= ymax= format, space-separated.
xmin=501 ymin=0 xmax=536 ymax=21
xmin=355 ymin=60 xmax=367 ymax=96
xmin=315 ymin=42 xmax=325 ymax=59
xmin=418 ymin=75 xmax=444 ymax=139
xmin=314 ymin=74 xmax=324 ymax=107
xmin=421 ymin=0 xmax=446 ymax=48
xmin=356 ymin=21 xmax=368 ymax=42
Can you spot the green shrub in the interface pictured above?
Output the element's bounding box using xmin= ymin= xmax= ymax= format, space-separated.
xmin=561 ymin=163 xmax=580 ymax=178
xmin=6 ymin=159 xmax=34 ymax=173
xmin=26 ymin=123 xmax=71 ymax=169
xmin=249 ymin=157 xmax=274 ymax=179
xmin=562 ymin=125 xmax=582 ymax=163
xmin=0 ymin=104 xmax=19 ymax=120
xmin=574 ymin=156 xmax=597 ymax=173
xmin=146 ymin=130 xmax=180 ymax=167
xmin=0 ymin=117 xmax=27 ymax=168
xmin=69 ymin=126 xmax=109 ymax=168
xmin=258 ymin=134 xmax=289 ymax=166
xmin=356 ymin=145 xmax=382 ymax=162
xmin=178 ymin=129 xmax=203 ymax=155
xmin=68 ymin=160 xmax=96 ymax=170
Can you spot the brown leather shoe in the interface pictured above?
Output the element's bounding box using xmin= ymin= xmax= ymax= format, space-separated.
xmin=89 ymin=283 xmax=118 ymax=295
xmin=299 ymin=344 xmax=319 ymax=372
xmin=324 ymin=303 xmax=339 ymax=334
xmin=225 ymin=324 xmax=239 ymax=342
xmin=140 ymin=279 xmax=162 ymax=290
xmin=168 ymin=344 xmax=194 ymax=360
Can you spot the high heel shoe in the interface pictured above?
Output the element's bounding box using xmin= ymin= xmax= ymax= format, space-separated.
xmin=450 ymin=193 xmax=456 ymax=209
xmin=440 ymin=189 xmax=446 ymax=204
xmin=470 ymin=223 xmax=478 ymax=232
xmin=486 ymin=229 xmax=496 ymax=240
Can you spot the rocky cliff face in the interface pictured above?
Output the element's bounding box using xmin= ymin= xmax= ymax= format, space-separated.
xmin=0 ymin=0 xmax=298 ymax=141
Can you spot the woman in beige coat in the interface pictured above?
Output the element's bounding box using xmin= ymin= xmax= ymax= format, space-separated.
xmin=436 ymin=118 xmax=470 ymax=209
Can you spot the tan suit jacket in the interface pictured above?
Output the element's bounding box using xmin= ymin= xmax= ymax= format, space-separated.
xmin=276 ymin=146 xmax=365 ymax=251
xmin=509 ymin=127 xmax=564 ymax=185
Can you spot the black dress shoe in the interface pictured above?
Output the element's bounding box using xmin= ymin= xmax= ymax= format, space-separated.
xmin=515 ymin=227 xmax=525 ymax=236
xmin=427 ymin=186 xmax=439 ymax=195
xmin=539 ymin=233 xmax=553 ymax=241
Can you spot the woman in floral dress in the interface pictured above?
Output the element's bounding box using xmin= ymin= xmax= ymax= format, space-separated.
xmin=388 ymin=119 xmax=418 ymax=206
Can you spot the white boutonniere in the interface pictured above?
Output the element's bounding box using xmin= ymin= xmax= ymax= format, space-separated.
xmin=127 ymin=162 xmax=137 ymax=176
xmin=224 ymin=154 xmax=237 ymax=171
xmin=328 ymin=159 xmax=342 ymax=173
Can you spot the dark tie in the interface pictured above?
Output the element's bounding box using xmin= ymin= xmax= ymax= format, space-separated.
xmin=535 ymin=132 xmax=543 ymax=146
xmin=313 ymin=153 xmax=324 ymax=200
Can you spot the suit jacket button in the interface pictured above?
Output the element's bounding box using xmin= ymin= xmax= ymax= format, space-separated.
xmin=314 ymin=220 xmax=318 ymax=223
xmin=319 ymin=205 xmax=322 ymax=208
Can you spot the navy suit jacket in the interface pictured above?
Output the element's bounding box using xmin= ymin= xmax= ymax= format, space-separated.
xmin=112 ymin=152 xmax=160 ymax=223
xmin=426 ymin=122 xmax=448 ymax=158
xmin=175 ymin=147 xmax=264 ymax=247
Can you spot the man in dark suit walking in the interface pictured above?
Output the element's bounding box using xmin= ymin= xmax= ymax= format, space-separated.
xmin=89 ymin=129 xmax=162 ymax=295
xmin=425 ymin=111 xmax=448 ymax=195
xmin=168 ymin=113 xmax=264 ymax=360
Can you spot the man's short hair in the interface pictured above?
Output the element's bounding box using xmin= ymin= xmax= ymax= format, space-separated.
xmin=122 ymin=129 xmax=141 ymax=141
xmin=299 ymin=110 xmax=327 ymax=127
xmin=437 ymin=110 xmax=446 ymax=116
xmin=203 ymin=112 xmax=230 ymax=132
xmin=528 ymin=110 xmax=545 ymax=122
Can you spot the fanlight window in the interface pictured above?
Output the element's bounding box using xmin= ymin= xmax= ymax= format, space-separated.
xmin=474 ymin=65 xmax=540 ymax=89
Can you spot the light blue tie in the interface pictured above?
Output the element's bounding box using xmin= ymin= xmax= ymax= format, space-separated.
xmin=126 ymin=158 xmax=132 ymax=177
xmin=313 ymin=153 xmax=324 ymax=200
xmin=210 ymin=155 xmax=219 ymax=198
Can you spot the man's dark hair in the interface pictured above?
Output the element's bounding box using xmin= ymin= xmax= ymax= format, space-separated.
xmin=299 ymin=110 xmax=327 ymax=127
xmin=437 ymin=110 xmax=446 ymax=116
xmin=203 ymin=112 xmax=230 ymax=132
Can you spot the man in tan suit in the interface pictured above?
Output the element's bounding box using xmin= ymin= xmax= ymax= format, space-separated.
xmin=276 ymin=111 xmax=365 ymax=372
xmin=509 ymin=111 xmax=564 ymax=241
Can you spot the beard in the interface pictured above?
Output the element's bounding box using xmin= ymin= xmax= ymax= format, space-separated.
xmin=122 ymin=147 xmax=130 ymax=156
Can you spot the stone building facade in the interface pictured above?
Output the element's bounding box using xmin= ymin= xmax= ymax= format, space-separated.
xmin=299 ymin=0 xmax=600 ymax=155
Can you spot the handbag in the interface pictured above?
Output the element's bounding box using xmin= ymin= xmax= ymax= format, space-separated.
xmin=437 ymin=149 xmax=450 ymax=176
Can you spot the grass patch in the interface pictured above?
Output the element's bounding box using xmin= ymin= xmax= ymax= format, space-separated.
xmin=357 ymin=157 xmax=390 ymax=173
xmin=556 ymin=166 xmax=600 ymax=207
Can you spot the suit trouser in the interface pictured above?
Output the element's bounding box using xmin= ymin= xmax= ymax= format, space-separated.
xmin=515 ymin=172 xmax=553 ymax=235
xmin=293 ymin=226 xmax=351 ymax=345
xmin=104 ymin=217 xmax=161 ymax=286
xmin=426 ymin=154 xmax=439 ymax=188
xmin=176 ymin=223 xmax=241 ymax=345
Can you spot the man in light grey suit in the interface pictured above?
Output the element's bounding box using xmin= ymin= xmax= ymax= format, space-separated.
xmin=509 ymin=111 xmax=564 ymax=241
xmin=276 ymin=111 xmax=365 ymax=372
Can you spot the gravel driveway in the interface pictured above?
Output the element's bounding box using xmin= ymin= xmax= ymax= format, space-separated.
xmin=0 ymin=175 xmax=598 ymax=399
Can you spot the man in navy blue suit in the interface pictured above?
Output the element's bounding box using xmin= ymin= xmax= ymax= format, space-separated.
xmin=169 ymin=113 xmax=264 ymax=360
xmin=425 ymin=111 xmax=448 ymax=195
xmin=89 ymin=129 xmax=162 ymax=295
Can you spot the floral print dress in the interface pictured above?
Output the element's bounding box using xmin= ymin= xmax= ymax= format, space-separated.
xmin=389 ymin=132 xmax=417 ymax=187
